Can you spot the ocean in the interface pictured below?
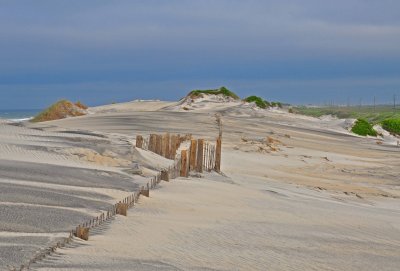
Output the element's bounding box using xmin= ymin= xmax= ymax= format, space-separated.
xmin=0 ymin=109 xmax=40 ymax=122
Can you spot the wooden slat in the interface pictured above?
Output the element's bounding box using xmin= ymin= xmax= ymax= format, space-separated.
xmin=180 ymin=150 xmax=188 ymax=177
xmin=196 ymin=139 xmax=204 ymax=173
xmin=215 ymin=136 xmax=222 ymax=172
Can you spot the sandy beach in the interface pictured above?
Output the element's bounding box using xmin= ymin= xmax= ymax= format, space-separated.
xmin=1 ymin=99 xmax=399 ymax=270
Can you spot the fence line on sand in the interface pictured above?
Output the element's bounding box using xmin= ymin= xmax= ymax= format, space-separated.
xmin=13 ymin=132 xmax=222 ymax=271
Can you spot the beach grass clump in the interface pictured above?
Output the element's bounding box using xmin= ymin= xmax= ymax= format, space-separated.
xmin=244 ymin=96 xmax=268 ymax=109
xmin=271 ymin=102 xmax=283 ymax=108
xmin=189 ymin=87 xmax=240 ymax=100
xmin=75 ymin=101 xmax=88 ymax=110
xmin=31 ymin=100 xmax=87 ymax=122
xmin=381 ymin=118 xmax=400 ymax=135
xmin=351 ymin=119 xmax=377 ymax=137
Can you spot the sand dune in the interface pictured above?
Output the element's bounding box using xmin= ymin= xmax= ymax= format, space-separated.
xmin=0 ymin=123 xmax=160 ymax=268
xmin=34 ymin=173 xmax=400 ymax=271
xmin=1 ymin=98 xmax=399 ymax=270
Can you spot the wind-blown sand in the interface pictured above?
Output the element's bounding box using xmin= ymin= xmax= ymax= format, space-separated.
xmin=1 ymin=97 xmax=399 ymax=270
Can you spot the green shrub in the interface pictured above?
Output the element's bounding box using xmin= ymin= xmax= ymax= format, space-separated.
xmin=351 ymin=119 xmax=377 ymax=137
xmin=288 ymin=108 xmax=294 ymax=113
xmin=244 ymin=96 xmax=268 ymax=109
xmin=382 ymin=118 xmax=400 ymax=135
xmin=189 ymin=87 xmax=240 ymax=100
xmin=271 ymin=102 xmax=282 ymax=108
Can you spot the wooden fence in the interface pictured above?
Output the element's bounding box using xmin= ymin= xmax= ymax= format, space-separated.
xmin=15 ymin=132 xmax=221 ymax=271
xmin=136 ymin=133 xmax=222 ymax=175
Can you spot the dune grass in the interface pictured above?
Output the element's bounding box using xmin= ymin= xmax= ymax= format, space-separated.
xmin=351 ymin=119 xmax=377 ymax=137
xmin=244 ymin=96 xmax=268 ymax=109
xmin=382 ymin=119 xmax=400 ymax=135
xmin=31 ymin=100 xmax=87 ymax=122
xmin=75 ymin=101 xmax=88 ymax=110
xmin=271 ymin=102 xmax=283 ymax=108
xmin=293 ymin=105 xmax=400 ymax=124
xmin=189 ymin=87 xmax=240 ymax=100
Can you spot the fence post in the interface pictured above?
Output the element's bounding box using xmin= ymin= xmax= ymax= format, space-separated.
xmin=116 ymin=203 xmax=128 ymax=216
xmin=176 ymin=134 xmax=181 ymax=152
xmin=180 ymin=150 xmax=188 ymax=177
xmin=196 ymin=139 xmax=204 ymax=173
xmin=136 ymin=135 xmax=144 ymax=148
xmin=189 ymin=139 xmax=197 ymax=171
xmin=215 ymin=136 xmax=222 ymax=172
xmin=140 ymin=185 xmax=150 ymax=197
xmin=204 ymin=143 xmax=208 ymax=171
xmin=75 ymin=226 xmax=90 ymax=241
xmin=149 ymin=134 xmax=157 ymax=152
xmin=156 ymin=134 xmax=162 ymax=155
xmin=161 ymin=169 xmax=170 ymax=182
xmin=170 ymin=134 xmax=177 ymax=159
xmin=162 ymin=133 xmax=169 ymax=158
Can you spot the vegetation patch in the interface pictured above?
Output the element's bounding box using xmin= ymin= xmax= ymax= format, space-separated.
xmin=244 ymin=96 xmax=268 ymax=109
xmin=75 ymin=101 xmax=88 ymax=110
xmin=31 ymin=100 xmax=88 ymax=122
xmin=271 ymin=102 xmax=283 ymax=108
xmin=292 ymin=105 xmax=400 ymax=124
xmin=381 ymin=118 xmax=400 ymax=135
xmin=189 ymin=87 xmax=240 ymax=100
xmin=351 ymin=119 xmax=377 ymax=137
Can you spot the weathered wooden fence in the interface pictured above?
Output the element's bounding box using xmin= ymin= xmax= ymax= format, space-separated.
xmin=16 ymin=132 xmax=221 ymax=271
xmin=136 ymin=133 xmax=222 ymax=175
xmin=136 ymin=133 xmax=191 ymax=160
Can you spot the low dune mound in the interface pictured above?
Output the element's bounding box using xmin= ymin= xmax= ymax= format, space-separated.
xmin=167 ymin=87 xmax=242 ymax=111
xmin=188 ymin=86 xmax=240 ymax=100
xmin=31 ymin=100 xmax=88 ymax=122
xmin=243 ymin=95 xmax=284 ymax=110
xmin=243 ymin=96 xmax=269 ymax=109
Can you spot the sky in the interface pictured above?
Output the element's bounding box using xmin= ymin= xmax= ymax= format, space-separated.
xmin=0 ymin=0 xmax=400 ymax=109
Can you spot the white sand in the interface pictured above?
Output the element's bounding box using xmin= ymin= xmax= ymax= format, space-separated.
xmin=34 ymin=172 xmax=400 ymax=271
xmin=2 ymin=99 xmax=399 ymax=270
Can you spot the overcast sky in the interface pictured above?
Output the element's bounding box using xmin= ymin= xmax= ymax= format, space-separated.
xmin=1 ymin=0 xmax=399 ymax=109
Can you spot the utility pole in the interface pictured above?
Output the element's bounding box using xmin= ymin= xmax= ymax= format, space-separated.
xmin=394 ymin=94 xmax=397 ymax=112
xmin=374 ymin=96 xmax=376 ymax=112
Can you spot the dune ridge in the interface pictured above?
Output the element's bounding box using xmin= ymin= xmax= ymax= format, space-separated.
xmin=1 ymin=97 xmax=399 ymax=270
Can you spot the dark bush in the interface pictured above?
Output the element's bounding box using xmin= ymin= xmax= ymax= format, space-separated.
xmin=351 ymin=119 xmax=377 ymax=136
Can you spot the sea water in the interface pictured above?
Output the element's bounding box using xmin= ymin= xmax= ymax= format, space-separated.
xmin=0 ymin=109 xmax=40 ymax=122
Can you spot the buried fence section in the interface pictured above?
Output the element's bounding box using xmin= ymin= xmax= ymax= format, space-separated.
xmin=21 ymin=163 xmax=181 ymax=270
xmin=20 ymin=132 xmax=223 ymax=270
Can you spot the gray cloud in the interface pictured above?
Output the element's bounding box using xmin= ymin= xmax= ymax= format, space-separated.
xmin=0 ymin=0 xmax=399 ymax=107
